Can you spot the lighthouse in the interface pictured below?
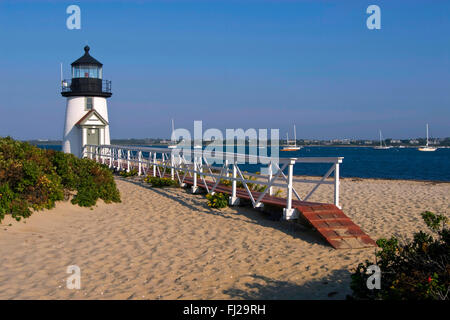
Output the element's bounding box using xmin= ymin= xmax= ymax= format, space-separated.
xmin=61 ymin=46 xmax=112 ymax=158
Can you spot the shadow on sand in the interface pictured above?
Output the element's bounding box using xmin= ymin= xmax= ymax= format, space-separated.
xmin=222 ymin=270 xmax=353 ymax=300
xmin=118 ymin=177 xmax=328 ymax=248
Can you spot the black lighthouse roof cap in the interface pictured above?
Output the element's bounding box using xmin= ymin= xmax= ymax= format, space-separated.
xmin=71 ymin=46 xmax=103 ymax=67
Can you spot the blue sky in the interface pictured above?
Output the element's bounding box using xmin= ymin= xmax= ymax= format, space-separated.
xmin=0 ymin=0 xmax=449 ymax=140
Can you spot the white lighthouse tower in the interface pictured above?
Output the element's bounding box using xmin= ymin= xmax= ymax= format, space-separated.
xmin=61 ymin=46 xmax=112 ymax=157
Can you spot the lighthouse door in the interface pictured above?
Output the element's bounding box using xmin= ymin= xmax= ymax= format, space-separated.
xmin=87 ymin=128 xmax=100 ymax=145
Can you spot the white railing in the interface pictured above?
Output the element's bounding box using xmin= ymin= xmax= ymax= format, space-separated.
xmin=83 ymin=144 xmax=343 ymax=219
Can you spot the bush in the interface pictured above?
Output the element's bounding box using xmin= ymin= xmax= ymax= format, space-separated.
xmin=350 ymin=211 xmax=449 ymax=300
xmin=219 ymin=176 xmax=254 ymax=190
xmin=119 ymin=169 xmax=138 ymax=178
xmin=219 ymin=177 xmax=280 ymax=196
xmin=144 ymin=176 xmax=179 ymax=188
xmin=206 ymin=192 xmax=229 ymax=209
xmin=0 ymin=137 xmax=121 ymax=221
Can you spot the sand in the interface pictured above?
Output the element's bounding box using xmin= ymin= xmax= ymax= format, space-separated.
xmin=0 ymin=176 xmax=448 ymax=300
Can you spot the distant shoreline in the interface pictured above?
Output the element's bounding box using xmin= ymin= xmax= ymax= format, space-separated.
xmin=28 ymin=141 xmax=448 ymax=149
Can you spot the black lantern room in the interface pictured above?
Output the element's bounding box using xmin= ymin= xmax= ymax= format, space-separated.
xmin=61 ymin=46 xmax=112 ymax=98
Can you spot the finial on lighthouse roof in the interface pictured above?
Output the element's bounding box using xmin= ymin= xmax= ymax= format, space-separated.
xmin=71 ymin=45 xmax=103 ymax=66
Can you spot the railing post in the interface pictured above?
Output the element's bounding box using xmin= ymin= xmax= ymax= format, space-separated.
xmin=224 ymin=159 xmax=229 ymax=177
xmin=118 ymin=149 xmax=121 ymax=170
xmin=268 ymin=161 xmax=273 ymax=196
xmin=127 ymin=150 xmax=130 ymax=172
xmin=191 ymin=151 xmax=199 ymax=193
xmin=108 ymin=148 xmax=111 ymax=168
xmin=138 ymin=151 xmax=142 ymax=176
xmin=283 ymin=159 xmax=298 ymax=220
xmin=334 ymin=162 xmax=341 ymax=209
xmin=229 ymin=162 xmax=240 ymax=205
xmin=153 ymin=152 xmax=157 ymax=177
xmin=178 ymin=154 xmax=187 ymax=187
xmin=170 ymin=152 xmax=175 ymax=180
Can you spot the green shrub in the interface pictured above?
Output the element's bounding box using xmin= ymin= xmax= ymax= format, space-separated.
xmin=119 ymin=169 xmax=138 ymax=178
xmin=144 ymin=176 xmax=179 ymax=188
xmin=273 ymin=189 xmax=283 ymax=197
xmin=206 ymin=192 xmax=229 ymax=209
xmin=0 ymin=183 xmax=30 ymax=221
xmin=69 ymin=158 xmax=120 ymax=207
xmin=0 ymin=137 xmax=121 ymax=221
xmin=219 ymin=179 xmax=232 ymax=187
xmin=219 ymin=177 xmax=279 ymax=195
xmin=350 ymin=211 xmax=449 ymax=300
xmin=219 ymin=177 xmax=250 ymax=190
xmin=218 ymin=172 xmax=274 ymax=194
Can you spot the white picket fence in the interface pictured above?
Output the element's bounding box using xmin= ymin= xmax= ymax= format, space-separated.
xmin=83 ymin=144 xmax=343 ymax=219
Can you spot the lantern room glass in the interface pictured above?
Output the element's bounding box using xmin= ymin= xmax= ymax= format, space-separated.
xmin=72 ymin=65 xmax=103 ymax=79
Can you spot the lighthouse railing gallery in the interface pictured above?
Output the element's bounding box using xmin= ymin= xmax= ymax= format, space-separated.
xmin=83 ymin=144 xmax=343 ymax=218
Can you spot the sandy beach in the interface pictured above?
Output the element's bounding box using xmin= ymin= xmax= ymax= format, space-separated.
xmin=0 ymin=176 xmax=448 ymax=300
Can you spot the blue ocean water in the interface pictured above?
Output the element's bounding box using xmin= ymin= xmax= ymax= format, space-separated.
xmin=275 ymin=146 xmax=450 ymax=182
xmin=37 ymin=145 xmax=450 ymax=182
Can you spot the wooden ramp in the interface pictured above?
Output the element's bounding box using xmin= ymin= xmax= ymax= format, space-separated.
xmin=292 ymin=203 xmax=377 ymax=249
xmin=180 ymin=176 xmax=376 ymax=249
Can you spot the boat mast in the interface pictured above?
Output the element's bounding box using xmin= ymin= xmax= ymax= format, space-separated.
xmin=426 ymin=123 xmax=429 ymax=147
xmin=286 ymin=132 xmax=289 ymax=145
xmin=294 ymin=125 xmax=297 ymax=147
xmin=60 ymin=62 xmax=63 ymax=85
xmin=171 ymin=119 xmax=175 ymax=143
xmin=379 ymin=130 xmax=382 ymax=147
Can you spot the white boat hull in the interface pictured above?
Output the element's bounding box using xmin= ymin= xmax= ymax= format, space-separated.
xmin=418 ymin=147 xmax=437 ymax=152
xmin=281 ymin=146 xmax=301 ymax=151
xmin=419 ymin=124 xmax=436 ymax=151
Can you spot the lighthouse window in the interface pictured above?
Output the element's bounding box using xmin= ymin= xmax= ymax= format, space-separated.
xmin=85 ymin=97 xmax=93 ymax=110
xmin=73 ymin=65 xmax=101 ymax=79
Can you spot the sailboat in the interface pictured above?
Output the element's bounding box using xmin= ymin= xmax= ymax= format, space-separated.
xmin=418 ymin=124 xmax=437 ymax=152
xmin=281 ymin=125 xmax=301 ymax=151
xmin=168 ymin=119 xmax=177 ymax=149
xmin=373 ymin=130 xmax=392 ymax=149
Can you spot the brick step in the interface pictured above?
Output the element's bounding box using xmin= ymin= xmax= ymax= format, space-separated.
xmin=310 ymin=221 xmax=359 ymax=229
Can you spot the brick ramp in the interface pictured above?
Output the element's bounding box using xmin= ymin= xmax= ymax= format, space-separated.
xmin=292 ymin=203 xmax=376 ymax=249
